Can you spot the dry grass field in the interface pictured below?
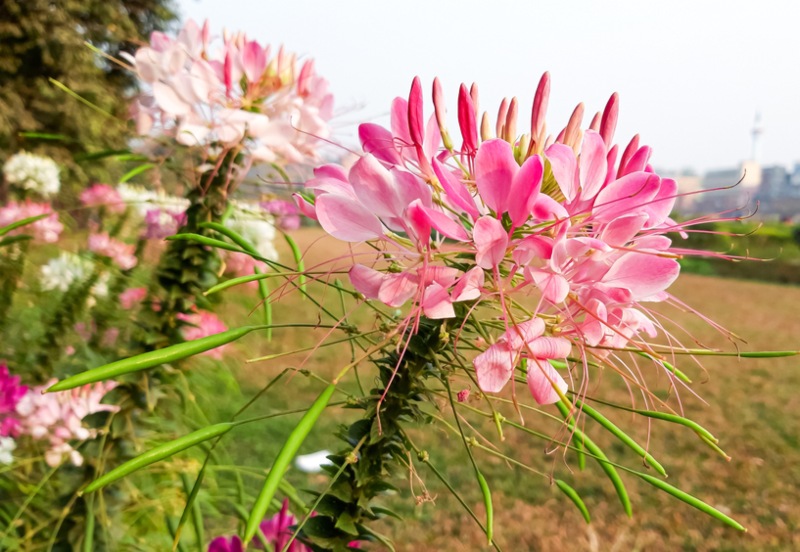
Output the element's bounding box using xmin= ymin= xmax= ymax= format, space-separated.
xmin=213 ymin=228 xmax=800 ymax=552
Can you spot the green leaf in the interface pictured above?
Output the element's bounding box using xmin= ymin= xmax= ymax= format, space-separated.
xmin=47 ymin=326 xmax=263 ymax=392
xmin=244 ymin=384 xmax=337 ymax=544
xmin=0 ymin=213 xmax=49 ymax=237
xmin=635 ymin=472 xmax=745 ymax=531
xmin=83 ymin=423 xmax=233 ymax=493
xmin=119 ymin=163 xmax=156 ymax=183
xmin=555 ymin=480 xmax=591 ymax=523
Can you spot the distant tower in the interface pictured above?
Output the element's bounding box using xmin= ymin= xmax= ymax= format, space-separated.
xmin=750 ymin=111 xmax=763 ymax=162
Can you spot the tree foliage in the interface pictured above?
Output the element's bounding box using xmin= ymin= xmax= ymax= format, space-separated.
xmin=0 ymin=0 xmax=177 ymax=192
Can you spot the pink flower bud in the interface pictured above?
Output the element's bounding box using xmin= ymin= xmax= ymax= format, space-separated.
xmin=408 ymin=76 xmax=425 ymax=147
xmin=599 ymin=92 xmax=619 ymax=146
xmin=458 ymin=83 xmax=478 ymax=154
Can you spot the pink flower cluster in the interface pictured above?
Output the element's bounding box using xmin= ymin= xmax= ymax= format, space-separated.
xmin=177 ymin=310 xmax=228 ymax=359
xmin=0 ymin=364 xmax=27 ymax=437
xmin=80 ymin=184 xmax=126 ymax=214
xmin=208 ymin=499 xmax=359 ymax=552
xmin=131 ymin=19 xmax=334 ymax=164
xmin=0 ymin=201 xmax=63 ymax=243
xmin=302 ymin=74 xmax=701 ymax=405
xmin=262 ymin=199 xmax=301 ymax=230
xmin=143 ymin=207 xmax=187 ymax=239
xmin=88 ymin=232 xmax=138 ymax=270
xmin=14 ymin=378 xmax=119 ymax=467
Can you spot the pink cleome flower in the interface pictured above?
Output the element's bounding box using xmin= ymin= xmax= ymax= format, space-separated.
xmin=88 ymin=232 xmax=138 ymax=270
xmin=0 ymin=201 xmax=63 ymax=243
xmin=15 ymin=380 xmax=120 ymax=467
xmin=302 ymin=74 xmax=732 ymax=406
xmin=131 ymin=19 xmax=334 ymax=165
xmin=177 ymin=310 xmax=228 ymax=359
xmin=80 ymin=183 xmax=126 ymax=214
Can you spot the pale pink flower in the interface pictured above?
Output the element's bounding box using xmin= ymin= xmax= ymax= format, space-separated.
xmin=0 ymin=201 xmax=63 ymax=243
xmin=143 ymin=208 xmax=186 ymax=239
xmin=131 ymin=20 xmax=333 ymax=166
xmin=15 ymin=380 xmax=119 ymax=467
xmin=80 ymin=184 xmax=126 ymax=214
xmin=262 ymin=199 xmax=301 ymax=230
xmin=88 ymin=232 xmax=138 ymax=270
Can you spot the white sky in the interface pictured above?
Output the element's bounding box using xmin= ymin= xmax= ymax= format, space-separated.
xmin=178 ymin=0 xmax=800 ymax=173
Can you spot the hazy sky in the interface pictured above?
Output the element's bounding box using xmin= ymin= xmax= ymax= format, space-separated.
xmin=178 ymin=0 xmax=800 ymax=172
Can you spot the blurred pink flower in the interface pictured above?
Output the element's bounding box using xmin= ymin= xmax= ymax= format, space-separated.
xmin=0 ymin=201 xmax=63 ymax=243
xmin=177 ymin=310 xmax=228 ymax=359
xmin=262 ymin=199 xmax=301 ymax=230
xmin=119 ymin=287 xmax=148 ymax=310
xmin=208 ymin=536 xmax=243 ymax=552
xmin=15 ymin=380 xmax=120 ymax=467
xmin=88 ymin=232 xmax=138 ymax=270
xmin=143 ymin=208 xmax=186 ymax=239
xmin=0 ymin=364 xmax=27 ymax=437
xmin=80 ymin=184 xmax=126 ymax=214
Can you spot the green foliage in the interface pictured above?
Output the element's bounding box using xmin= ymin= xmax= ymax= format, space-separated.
xmin=0 ymin=0 xmax=177 ymax=192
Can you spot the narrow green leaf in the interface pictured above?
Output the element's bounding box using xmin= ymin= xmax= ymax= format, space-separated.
xmin=576 ymin=400 xmax=667 ymax=476
xmin=47 ymin=326 xmax=261 ymax=392
xmin=18 ymin=131 xmax=74 ymax=142
xmin=556 ymin=401 xmax=632 ymax=517
xmin=477 ymin=471 xmax=493 ymax=545
xmin=82 ymin=494 xmax=95 ymax=552
xmin=119 ymin=163 xmax=156 ymax=183
xmin=167 ymin=233 xmax=245 ymax=254
xmin=49 ymin=78 xmax=115 ymax=118
xmin=84 ymin=423 xmax=233 ymax=493
xmin=173 ymin=462 xmax=210 ymax=551
xmin=205 ymin=272 xmax=276 ymax=295
xmin=635 ymin=472 xmax=745 ymax=531
xmin=555 ymin=480 xmax=591 ymax=523
xmin=0 ymin=214 xmax=49 ymax=237
xmin=244 ymin=384 xmax=337 ymax=544
xmin=283 ymin=233 xmax=307 ymax=295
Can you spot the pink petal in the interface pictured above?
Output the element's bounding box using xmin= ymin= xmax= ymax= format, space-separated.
xmin=593 ymin=171 xmax=661 ymax=223
xmin=643 ymin=177 xmax=677 ymax=228
xmin=508 ymin=154 xmax=544 ymax=227
xmin=526 ymin=336 xmax=572 ymax=359
xmin=153 ymin=82 xmax=191 ymax=116
xmin=601 ymin=252 xmax=680 ymax=300
xmin=293 ymin=193 xmax=318 ymax=221
xmin=409 ymin=201 xmax=469 ymax=241
xmin=348 ymin=155 xmax=403 ymax=219
xmin=458 ymin=84 xmax=478 ymax=153
xmin=349 ymin=265 xmax=385 ymax=299
xmin=504 ymin=318 xmax=545 ymax=350
xmin=600 ymin=213 xmax=648 ymax=247
xmin=528 ymin=268 xmax=570 ymax=303
xmin=422 ymin=282 xmax=455 ymax=319
xmin=532 ymin=192 xmax=569 ymax=222
xmin=527 ymin=359 xmax=568 ymax=405
xmin=408 ymin=77 xmax=425 ymax=146
xmin=474 ymin=139 xmax=518 ymax=215
xmin=359 ymin=123 xmax=403 ymax=166
xmin=452 ymin=267 xmax=485 ymax=302
xmin=315 ymin=194 xmax=382 ymax=242
xmin=378 ymin=272 xmax=418 ymax=307
xmin=512 ymin=235 xmax=554 ymax=265
xmin=474 ymin=342 xmax=516 ymax=393
xmin=241 ymin=40 xmax=267 ymax=82
xmin=432 ymin=159 xmax=479 ymax=219
xmin=545 ymin=143 xmax=579 ymax=202
xmin=579 ymin=130 xmax=608 ymax=199
xmin=472 ymin=216 xmax=508 ymax=269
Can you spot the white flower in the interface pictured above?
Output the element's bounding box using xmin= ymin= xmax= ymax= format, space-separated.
xmin=0 ymin=436 xmax=15 ymax=465
xmin=117 ymin=183 xmax=188 ymax=217
xmin=40 ymin=252 xmax=110 ymax=298
xmin=3 ymin=152 xmax=61 ymax=197
xmin=227 ymin=201 xmax=279 ymax=261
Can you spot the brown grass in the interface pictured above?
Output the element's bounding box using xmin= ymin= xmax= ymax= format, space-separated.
xmin=230 ymin=228 xmax=800 ymax=552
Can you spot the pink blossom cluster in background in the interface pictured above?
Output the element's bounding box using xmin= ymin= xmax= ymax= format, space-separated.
xmin=208 ymin=499 xmax=359 ymax=552
xmin=0 ymin=201 xmax=63 ymax=243
xmin=11 ymin=377 xmax=119 ymax=467
xmin=0 ymin=364 xmax=27 ymax=437
xmin=88 ymin=232 xmax=138 ymax=270
xmin=130 ymin=19 xmax=334 ymax=165
xmin=143 ymin=207 xmax=187 ymax=239
xmin=80 ymin=183 xmax=126 ymax=214
xmin=262 ymin=199 xmax=301 ymax=230
xmin=177 ymin=310 xmax=228 ymax=359
xmin=301 ymin=74 xmax=721 ymax=406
